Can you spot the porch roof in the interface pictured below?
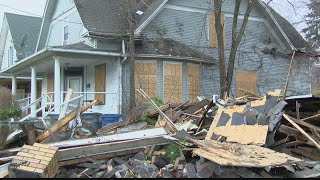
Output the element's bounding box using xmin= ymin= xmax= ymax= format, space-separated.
xmin=1 ymin=47 xmax=123 ymax=76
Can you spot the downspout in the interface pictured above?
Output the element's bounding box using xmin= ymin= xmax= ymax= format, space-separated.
xmin=121 ymin=40 xmax=127 ymax=64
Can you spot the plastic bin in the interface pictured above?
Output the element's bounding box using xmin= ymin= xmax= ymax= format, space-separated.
xmin=99 ymin=114 xmax=121 ymax=127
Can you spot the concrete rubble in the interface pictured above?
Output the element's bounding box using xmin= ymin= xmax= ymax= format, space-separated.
xmin=0 ymin=88 xmax=319 ymax=178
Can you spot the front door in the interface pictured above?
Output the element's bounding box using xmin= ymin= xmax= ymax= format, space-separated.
xmin=67 ymin=76 xmax=82 ymax=106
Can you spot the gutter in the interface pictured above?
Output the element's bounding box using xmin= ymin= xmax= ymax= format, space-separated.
xmin=137 ymin=54 xmax=215 ymax=64
xmin=47 ymin=47 xmax=123 ymax=57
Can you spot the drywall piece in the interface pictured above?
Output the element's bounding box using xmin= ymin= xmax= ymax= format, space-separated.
xmin=193 ymin=140 xmax=302 ymax=167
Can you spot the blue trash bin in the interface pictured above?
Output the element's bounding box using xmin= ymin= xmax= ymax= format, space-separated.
xmin=99 ymin=114 xmax=121 ymax=127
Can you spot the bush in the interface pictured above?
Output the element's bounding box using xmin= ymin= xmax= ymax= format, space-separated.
xmin=0 ymin=86 xmax=21 ymax=121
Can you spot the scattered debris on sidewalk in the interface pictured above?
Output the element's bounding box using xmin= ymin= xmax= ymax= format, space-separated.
xmin=0 ymin=88 xmax=320 ymax=178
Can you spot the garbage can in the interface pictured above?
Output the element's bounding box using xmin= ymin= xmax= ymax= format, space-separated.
xmin=99 ymin=114 xmax=121 ymax=127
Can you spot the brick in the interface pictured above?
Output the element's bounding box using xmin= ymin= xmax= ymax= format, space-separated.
xmin=34 ymin=155 xmax=51 ymax=161
xmin=20 ymin=149 xmax=29 ymax=153
xmin=38 ymin=148 xmax=56 ymax=154
xmin=11 ymin=159 xmax=24 ymax=164
xmin=49 ymin=146 xmax=59 ymax=151
xmin=28 ymin=150 xmax=45 ymax=156
xmin=28 ymin=163 xmax=47 ymax=170
xmin=45 ymin=153 xmax=54 ymax=158
xmin=17 ymin=152 xmax=35 ymax=158
xmin=23 ymin=157 xmax=40 ymax=163
xmin=23 ymin=145 xmax=39 ymax=151
xmin=34 ymin=168 xmax=44 ymax=174
xmin=15 ymin=156 xmax=24 ymax=161
xmin=39 ymin=160 xmax=49 ymax=165
xmin=18 ymin=165 xmax=35 ymax=172
xmin=33 ymin=143 xmax=50 ymax=149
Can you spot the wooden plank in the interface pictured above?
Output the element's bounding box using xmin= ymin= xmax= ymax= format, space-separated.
xmin=37 ymin=100 xmax=98 ymax=142
xmin=58 ymin=136 xmax=169 ymax=161
xmin=213 ymin=125 xmax=268 ymax=145
xmin=290 ymin=148 xmax=320 ymax=161
xmin=95 ymin=64 xmax=106 ymax=105
xmin=184 ymin=99 xmax=210 ymax=114
xmin=283 ymin=114 xmax=320 ymax=151
xmin=278 ymin=124 xmax=305 ymax=139
xmin=59 ymin=149 xmax=142 ymax=166
xmin=59 ymin=88 xmax=73 ymax=131
xmin=283 ymin=51 xmax=296 ymax=99
xmin=49 ymin=127 xmax=168 ymax=148
xmin=187 ymin=64 xmax=200 ymax=102
xmin=290 ymin=117 xmax=320 ymax=133
xmin=163 ymin=62 xmax=182 ymax=103
xmin=193 ymin=140 xmax=302 ymax=167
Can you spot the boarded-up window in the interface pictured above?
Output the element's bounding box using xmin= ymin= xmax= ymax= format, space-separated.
xmin=95 ymin=64 xmax=106 ymax=105
xmin=47 ymin=73 xmax=54 ymax=102
xmin=209 ymin=11 xmax=224 ymax=48
xmin=187 ymin=64 xmax=200 ymax=102
xmin=134 ymin=61 xmax=157 ymax=104
xmin=163 ymin=62 xmax=182 ymax=103
xmin=236 ymin=70 xmax=257 ymax=97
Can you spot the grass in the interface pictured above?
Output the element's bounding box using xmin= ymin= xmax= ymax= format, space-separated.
xmin=140 ymin=112 xmax=157 ymax=126
xmin=164 ymin=143 xmax=181 ymax=164
xmin=312 ymin=89 xmax=320 ymax=95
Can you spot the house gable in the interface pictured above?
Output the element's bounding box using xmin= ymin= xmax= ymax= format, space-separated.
xmin=0 ymin=25 xmax=17 ymax=71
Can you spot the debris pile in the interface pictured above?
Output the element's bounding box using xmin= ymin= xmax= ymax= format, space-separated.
xmin=0 ymin=88 xmax=320 ymax=178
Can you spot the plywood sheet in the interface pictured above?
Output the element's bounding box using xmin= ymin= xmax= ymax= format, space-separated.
xmin=134 ymin=62 xmax=157 ymax=104
xmin=213 ymin=125 xmax=268 ymax=145
xmin=236 ymin=70 xmax=257 ymax=97
xmin=95 ymin=64 xmax=106 ymax=105
xmin=47 ymin=73 xmax=54 ymax=102
xmin=205 ymin=105 xmax=246 ymax=140
xmin=163 ymin=63 xmax=182 ymax=103
xmin=209 ymin=11 xmax=224 ymax=48
xmin=187 ymin=64 xmax=200 ymax=102
xmin=193 ymin=140 xmax=302 ymax=167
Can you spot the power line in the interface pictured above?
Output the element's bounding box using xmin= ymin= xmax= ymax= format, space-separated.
xmin=0 ymin=3 xmax=83 ymax=25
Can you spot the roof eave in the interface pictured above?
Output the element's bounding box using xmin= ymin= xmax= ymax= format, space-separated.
xmin=136 ymin=54 xmax=215 ymax=64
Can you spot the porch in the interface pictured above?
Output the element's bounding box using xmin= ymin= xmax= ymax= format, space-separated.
xmin=3 ymin=48 xmax=123 ymax=118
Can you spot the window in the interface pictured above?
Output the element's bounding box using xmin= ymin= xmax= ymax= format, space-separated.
xmin=187 ymin=64 xmax=200 ymax=102
xmin=236 ymin=70 xmax=257 ymax=97
xmin=163 ymin=62 xmax=182 ymax=103
xmin=209 ymin=11 xmax=225 ymax=48
xmin=8 ymin=46 xmax=13 ymax=66
xmin=135 ymin=61 xmax=157 ymax=104
xmin=63 ymin=25 xmax=69 ymax=45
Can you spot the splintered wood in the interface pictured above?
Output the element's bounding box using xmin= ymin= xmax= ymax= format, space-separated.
xmin=213 ymin=125 xmax=268 ymax=145
xmin=193 ymin=140 xmax=302 ymax=168
xmin=8 ymin=143 xmax=59 ymax=178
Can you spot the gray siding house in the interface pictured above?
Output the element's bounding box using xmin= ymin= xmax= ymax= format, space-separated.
xmin=0 ymin=0 xmax=315 ymax=116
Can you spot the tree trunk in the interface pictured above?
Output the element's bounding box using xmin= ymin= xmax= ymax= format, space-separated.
xmin=225 ymin=0 xmax=257 ymax=96
xmin=213 ymin=0 xmax=227 ymax=97
xmin=126 ymin=0 xmax=136 ymax=110
xmin=0 ymin=125 xmax=9 ymax=150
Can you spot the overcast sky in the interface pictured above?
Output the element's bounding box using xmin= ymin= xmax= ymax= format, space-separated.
xmin=0 ymin=0 xmax=311 ymax=37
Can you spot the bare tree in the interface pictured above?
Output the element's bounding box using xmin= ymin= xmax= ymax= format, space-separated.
xmin=213 ymin=0 xmax=257 ymax=97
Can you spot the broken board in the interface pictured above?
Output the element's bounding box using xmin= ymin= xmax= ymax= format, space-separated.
xmin=193 ymin=140 xmax=302 ymax=168
xmin=213 ymin=125 xmax=268 ymax=145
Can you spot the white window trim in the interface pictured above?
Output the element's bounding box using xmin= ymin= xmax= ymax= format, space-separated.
xmin=62 ymin=24 xmax=69 ymax=45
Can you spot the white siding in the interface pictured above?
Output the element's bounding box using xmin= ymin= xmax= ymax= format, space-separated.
xmin=47 ymin=0 xmax=91 ymax=47
xmin=85 ymin=59 xmax=122 ymax=114
xmin=1 ymin=30 xmax=17 ymax=70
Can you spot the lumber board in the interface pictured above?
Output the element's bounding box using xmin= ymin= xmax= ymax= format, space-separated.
xmin=290 ymin=148 xmax=320 ymax=161
xmin=291 ymin=118 xmax=320 ymax=133
xmin=49 ymin=127 xmax=168 ymax=148
xmin=163 ymin=63 xmax=182 ymax=103
xmin=37 ymin=100 xmax=98 ymax=142
xmin=184 ymin=99 xmax=210 ymax=114
xmin=283 ymin=114 xmax=320 ymax=151
xmin=95 ymin=64 xmax=106 ymax=105
xmin=193 ymin=140 xmax=302 ymax=167
xmin=59 ymin=149 xmax=143 ymax=166
xmin=187 ymin=64 xmax=200 ymax=102
xmin=58 ymin=136 xmax=170 ymax=161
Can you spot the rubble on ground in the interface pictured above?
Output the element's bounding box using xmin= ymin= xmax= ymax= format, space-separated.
xmin=0 ymin=88 xmax=320 ymax=178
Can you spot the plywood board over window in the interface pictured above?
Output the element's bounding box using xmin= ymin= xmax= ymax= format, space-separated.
xmin=187 ymin=64 xmax=200 ymax=102
xmin=209 ymin=11 xmax=225 ymax=48
xmin=163 ymin=62 xmax=182 ymax=103
xmin=236 ymin=70 xmax=257 ymax=97
xmin=47 ymin=73 xmax=54 ymax=102
xmin=134 ymin=61 xmax=157 ymax=104
xmin=95 ymin=64 xmax=106 ymax=105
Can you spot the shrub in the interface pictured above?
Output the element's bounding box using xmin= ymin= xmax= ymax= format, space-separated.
xmin=0 ymin=86 xmax=21 ymax=121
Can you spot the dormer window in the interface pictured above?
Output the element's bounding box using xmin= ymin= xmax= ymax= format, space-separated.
xmin=63 ymin=25 xmax=69 ymax=45
xmin=8 ymin=46 xmax=13 ymax=66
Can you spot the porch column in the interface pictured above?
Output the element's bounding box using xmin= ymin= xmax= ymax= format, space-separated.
xmin=54 ymin=57 xmax=61 ymax=113
xmin=30 ymin=66 xmax=37 ymax=117
xmin=11 ymin=75 xmax=17 ymax=96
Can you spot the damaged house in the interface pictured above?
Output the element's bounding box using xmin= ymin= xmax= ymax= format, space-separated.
xmin=0 ymin=0 xmax=315 ymax=117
